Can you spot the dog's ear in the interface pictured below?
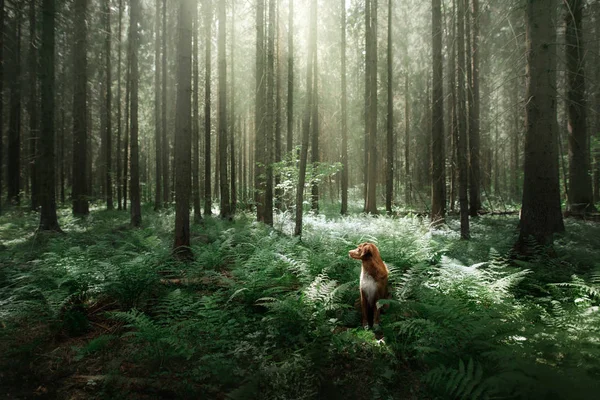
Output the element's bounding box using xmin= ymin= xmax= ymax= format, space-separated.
xmin=360 ymin=243 xmax=373 ymax=258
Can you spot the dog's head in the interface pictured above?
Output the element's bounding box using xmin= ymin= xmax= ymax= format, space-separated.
xmin=349 ymin=242 xmax=380 ymax=260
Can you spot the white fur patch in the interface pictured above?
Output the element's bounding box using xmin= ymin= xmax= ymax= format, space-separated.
xmin=360 ymin=269 xmax=378 ymax=305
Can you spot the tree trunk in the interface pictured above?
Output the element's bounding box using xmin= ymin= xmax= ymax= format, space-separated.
xmin=38 ymin=0 xmax=61 ymax=231
xmin=7 ymin=10 xmax=22 ymax=206
xmin=72 ymin=0 xmax=88 ymax=216
xmin=29 ymin=0 xmax=39 ymax=210
xmin=340 ymin=0 xmax=348 ymax=215
xmin=310 ymin=52 xmax=319 ymax=212
xmin=0 ymin=0 xmax=3 ymax=215
xmin=594 ymin=2 xmax=600 ymax=204
xmin=516 ymin=0 xmax=565 ymax=250
xmin=457 ymin=0 xmax=469 ymax=238
xmin=431 ymin=0 xmax=445 ymax=224
xmin=264 ymin=0 xmax=276 ymax=223
xmin=162 ymin=0 xmax=169 ymax=207
xmin=193 ymin=0 xmax=202 ymax=222
xmin=565 ymin=0 xmax=596 ymax=213
xmin=286 ymin=0 xmax=294 ymax=154
xmin=385 ymin=0 xmax=394 ymax=214
xmin=218 ymin=0 xmax=231 ymax=219
xmin=364 ymin=0 xmax=378 ymax=214
xmin=129 ymin=0 xmax=142 ymax=227
xmin=105 ymin=0 xmax=113 ymax=210
xmin=154 ymin=0 xmax=162 ymax=211
xmin=230 ymin=0 xmax=237 ymax=213
xmin=174 ymin=0 xmax=193 ymax=258
xmin=405 ymin=74 xmax=411 ymax=206
xmin=204 ymin=0 xmax=213 ymax=215
xmin=294 ymin=0 xmax=316 ymax=237
xmin=468 ymin=0 xmax=481 ymax=215
xmin=116 ymin=0 xmax=123 ymax=210
xmin=255 ymin=0 xmax=266 ymax=221
xmin=274 ymin=0 xmax=282 ymax=211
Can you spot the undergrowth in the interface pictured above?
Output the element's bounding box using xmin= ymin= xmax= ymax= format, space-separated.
xmin=1 ymin=206 xmax=599 ymax=399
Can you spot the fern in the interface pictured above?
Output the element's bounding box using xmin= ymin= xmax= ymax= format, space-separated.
xmin=425 ymin=358 xmax=495 ymax=400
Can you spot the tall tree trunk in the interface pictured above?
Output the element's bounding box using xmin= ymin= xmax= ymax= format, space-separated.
xmin=457 ymin=0 xmax=469 ymax=238
xmin=310 ymin=51 xmax=319 ymax=212
xmin=154 ymin=0 xmax=162 ymax=211
xmin=364 ymin=0 xmax=378 ymax=214
xmin=116 ymin=0 xmax=123 ymax=210
xmin=0 ymin=0 xmax=3 ymax=214
xmin=38 ymin=0 xmax=61 ymax=231
xmin=29 ymin=0 xmax=39 ymax=210
xmin=218 ymin=0 xmax=231 ymax=219
xmin=294 ymin=0 xmax=316 ymax=237
xmin=405 ymin=74 xmax=411 ymax=206
xmin=105 ymin=0 xmax=113 ymax=210
xmin=7 ymin=10 xmax=22 ymax=206
xmin=594 ymin=2 xmax=600 ymax=203
xmin=72 ymin=0 xmax=88 ymax=216
xmin=255 ymin=0 xmax=266 ymax=221
xmin=204 ymin=0 xmax=213 ymax=215
xmin=431 ymin=0 xmax=446 ymax=224
xmin=286 ymin=0 xmax=294 ymax=154
xmin=449 ymin=0 xmax=457 ymax=212
xmin=517 ymin=0 xmax=565 ymax=250
xmin=123 ymin=41 xmax=130 ymax=210
xmin=264 ymin=0 xmax=276 ymax=223
xmin=511 ymin=81 xmax=520 ymax=201
xmin=193 ymin=0 xmax=202 ymax=222
xmin=468 ymin=0 xmax=481 ymax=215
xmin=162 ymin=0 xmax=169 ymax=206
xmin=129 ymin=0 xmax=142 ymax=227
xmin=174 ymin=0 xmax=193 ymax=258
xmin=230 ymin=0 xmax=237 ymax=213
xmin=340 ymin=0 xmax=348 ymax=215
xmin=565 ymin=0 xmax=596 ymax=213
xmin=385 ymin=0 xmax=394 ymax=214
xmin=274 ymin=0 xmax=282 ymax=211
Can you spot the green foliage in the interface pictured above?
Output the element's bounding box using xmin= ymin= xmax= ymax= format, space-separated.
xmin=1 ymin=209 xmax=600 ymax=399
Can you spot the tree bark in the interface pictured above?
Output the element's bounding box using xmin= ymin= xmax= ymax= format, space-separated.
xmin=385 ymin=0 xmax=394 ymax=214
xmin=105 ymin=0 xmax=113 ymax=210
xmin=431 ymin=0 xmax=446 ymax=224
xmin=565 ymin=0 xmax=596 ymax=213
xmin=29 ymin=0 xmax=39 ymax=210
xmin=230 ymin=0 xmax=237 ymax=213
xmin=340 ymin=0 xmax=348 ymax=215
xmin=129 ymin=0 xmax=142 ymax=227
xmin=405 ymin=74 xmax=411 ymax=206
xmin=286 ymin=0 xmax=294 ymax=155
xmin=193 ymin=0 xmax=202 ymax=222
xmin=0 ymin=0 xmax=3 ymax=215
xmin=255 ymin=0 xmax=266 ymax=221
xmin=457 ymin=0 xmax=469 ymax=238
xmin=516 ymin=0 xmax=565 ymax=250
xmin=468 ymin=0 xmax=481 ymax=215
xmin=294 ymin=0 xmax=316 ymax=237
xmin=174 ymin=0 xmax=194 ymax=258
xmin=116 ymin=0 xmax=123 ymax=210
xmin=162 ymin=0 xmax=169 ymax=206
xmin=38 ymin=0 xmax=61 ymax=231
xmin=72 ymin=0 xmax=88 ymax=216
xmin=154 ymin=0 xmax=162 ymax=211
xmin=364 ymin=0 xmax=378 ymax=214
xmin=218 ymin=0 xmax=231 ymax=219
xmin=310 ymin=51 xmax=319 ymax=212
xmin=204 ymin=0 xmax=213 ymax=215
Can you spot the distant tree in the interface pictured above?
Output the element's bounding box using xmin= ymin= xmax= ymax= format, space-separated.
xmin=516 ymin=0 xmax=564 ymax=250
xmin=565 ymin=0 xmax=596 ymax=214
xmin=116 ymin=0 xmax=123 ymax=210
xmin=255 ymin=0 xmax=266 ymax=221
xmin=38 ymin=0 xmax=61 ymax=232
xmin=72 ymin=0 xmax=88 ymax=216
xmin=218 ymin=0 xmax=231 ymax=219
xmin=204 ymin=0 xmax=213 ymax=215
xmin=7 ymin=7 xmax=22 ymax=206
xmin=286 ymin=0 xmax=294 ymax=155
xmin=174 ymin=0 xmax=193 ymax=258
xmin=385 ymin=0 xmax=394 ymax=214
xmin=274 ymin=0 xmax=282 ymax=211
xmin=310 ymin=51 xmax=319 ymax=212
xmin=431 ymin=0 xmax=445 ymax=223
xmin=294 ymin=0 xmax=316 ymax=237
xmin=456 ymin=0 xmax=469 ymax=238
xmin=129 ymin=0 xmax=142 ymax=227
xmin=364 ymin=0 xmax=378 ymax=214
xmin=340 ymin=0 xmax=348 ymax=215
xmin=193 ymin=0 xmax=202 ymax=222
xmin=154 ymin=0 xmax=162 ymax=211
xmin=594 ymin=2 xmax=600 ymax=203
xmin=28 ymin=0 xmax=39 ymax=210
xmin=0 ymin=0 xmax=5 ymax=215
xmin=105 ymin=0 xmax=113 ymax=210
xmin=468 ymin=0 xmax=481 ymax=215
xmin=162 ymin=0 xmax=169 ymax=206
xmin=404 ymin=74 xmax=411 ymax=206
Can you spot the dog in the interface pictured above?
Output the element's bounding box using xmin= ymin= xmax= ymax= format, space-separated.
xmin=349 ymin=242 xmax=389 ymax=328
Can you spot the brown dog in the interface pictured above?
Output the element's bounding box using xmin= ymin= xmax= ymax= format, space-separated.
xmin=349 ymin=242 xmax=389 ymax=328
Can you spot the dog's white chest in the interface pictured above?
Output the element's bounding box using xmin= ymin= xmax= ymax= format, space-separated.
xmin=360 ymin=269 xmax=378 ymax=305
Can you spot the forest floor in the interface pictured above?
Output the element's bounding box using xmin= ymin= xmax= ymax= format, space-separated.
xmin=1 ymin=203 xmax=600 ymax=399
